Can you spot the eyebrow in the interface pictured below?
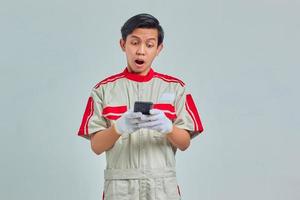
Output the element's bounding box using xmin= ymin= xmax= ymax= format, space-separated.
xmin=129 ymin=35 xmax=157 ymax=41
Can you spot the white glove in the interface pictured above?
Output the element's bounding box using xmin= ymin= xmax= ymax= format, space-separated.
xmin=114 ymin=110 xmax=143 ymax=136
xmin=138 ymin=109 xmax=173 ymax=135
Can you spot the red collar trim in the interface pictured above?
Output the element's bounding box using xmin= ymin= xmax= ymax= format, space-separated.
xmin=123 ymin=67 xmax=154 ymax=82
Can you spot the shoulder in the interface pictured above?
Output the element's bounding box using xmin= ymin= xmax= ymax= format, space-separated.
xmin=93 ymin=72 xmax=126 ymax=89
xmin=153 ymin=71 xmax=185 ymax=87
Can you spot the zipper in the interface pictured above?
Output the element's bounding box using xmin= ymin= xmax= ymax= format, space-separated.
xmin=137 ymin=83 xmax=141 ymax=168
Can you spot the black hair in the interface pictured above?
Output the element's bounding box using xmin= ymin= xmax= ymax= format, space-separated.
xmin=121 ymin=13 xmax=164 ymax=46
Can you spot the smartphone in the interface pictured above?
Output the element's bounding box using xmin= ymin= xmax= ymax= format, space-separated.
xmin=134 ymin=101 xmax=153 ymax=115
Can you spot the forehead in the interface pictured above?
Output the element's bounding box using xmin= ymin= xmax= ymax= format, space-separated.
xmin=128 ymin=28 xmax=158 ymax=41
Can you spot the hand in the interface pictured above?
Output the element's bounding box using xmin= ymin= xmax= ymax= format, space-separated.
xmin=138 ymin=109 xmax=173 ymax=135
xmin=114 ymin=110 xmax=143 ymax=136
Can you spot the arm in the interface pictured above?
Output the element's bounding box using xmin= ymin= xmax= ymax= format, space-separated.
xmin=166 ymin=126 xmax=191 ymax=151
xmin=90 ymin=110 xmax=142 ymax=155
xmin=90 ymin=125 xmax=120 ymax=155
xmin=138 ymin=109 xmax=191 ymax=151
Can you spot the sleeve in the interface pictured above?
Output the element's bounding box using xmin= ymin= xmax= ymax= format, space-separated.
xmin=77 ymin=87 xmax=108 ymax=140
xmin=173 ymin=85 xmax=204 ymax=139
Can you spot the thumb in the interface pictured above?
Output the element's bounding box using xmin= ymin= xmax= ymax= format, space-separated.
xmin=149 ymin=109 xmax=162 ymax=115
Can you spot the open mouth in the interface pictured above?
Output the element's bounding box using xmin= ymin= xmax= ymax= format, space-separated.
xmin=135 ymin=59 xmax=145 ymax=65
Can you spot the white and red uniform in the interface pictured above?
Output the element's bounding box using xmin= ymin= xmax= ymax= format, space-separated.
xmin=78 ymin=68 xmax=203 ymax=200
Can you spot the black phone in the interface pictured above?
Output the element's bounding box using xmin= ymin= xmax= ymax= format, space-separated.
xmin=134 ymin=101 xmax=153 ymax=115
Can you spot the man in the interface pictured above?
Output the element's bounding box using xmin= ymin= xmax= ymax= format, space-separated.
xmin=78 ymin=13 xmax=204 ymax=200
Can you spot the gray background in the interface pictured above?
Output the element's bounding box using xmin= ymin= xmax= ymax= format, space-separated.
xmin=1 ymin=0 xmax=299 ymax=199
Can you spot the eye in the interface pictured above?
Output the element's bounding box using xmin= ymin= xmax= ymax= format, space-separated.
xmin=131 ymin=40 xmax=139 ymax=45
xmin=146 ymin=43 xmax=154 ymax=48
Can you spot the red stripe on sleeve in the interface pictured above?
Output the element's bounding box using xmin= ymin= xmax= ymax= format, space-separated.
xmin=185 ymin=94 xmax=204 ymax=132
xmin=78 ymin=97 xmax=94 ymax=136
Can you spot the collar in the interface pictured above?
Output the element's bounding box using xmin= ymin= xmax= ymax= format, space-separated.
xmin=123 ymin=67 xmax=154 ymax=82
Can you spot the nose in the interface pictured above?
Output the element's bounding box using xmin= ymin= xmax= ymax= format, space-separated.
xmin=136 ymin=44 xmax=145 ymax=55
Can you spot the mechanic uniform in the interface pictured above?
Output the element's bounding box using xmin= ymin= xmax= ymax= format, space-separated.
xmin=78 ymin=68 xmax=204 ymax=200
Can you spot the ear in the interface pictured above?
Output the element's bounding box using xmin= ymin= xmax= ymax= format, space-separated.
xmin=156 ymin=43 xmax=164 ymax=56
xmin=120 ymin=39 xmax=126 ymax=52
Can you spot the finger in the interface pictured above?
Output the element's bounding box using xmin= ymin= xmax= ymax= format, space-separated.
xmin=140 ymin=114 xmax=162 ymax=122
xmin=138 ymin=120 xmax=161 ymax=128
xmin=129 ymin=118 xmax=142 ymax=124
xmin=127 ymin=112 xmax=143 ymax=119
xmin=131 ymin=124 xmax=139 ymax=129
xmin=140 ymin=114 xmax=149 ymax=121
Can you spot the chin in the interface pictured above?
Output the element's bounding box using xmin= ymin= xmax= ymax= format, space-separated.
xmin=130 ymin=66 xmax=149 ymax=74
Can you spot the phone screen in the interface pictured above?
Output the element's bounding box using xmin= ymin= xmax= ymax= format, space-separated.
xmin=134 ymin=101 xmax=153 ymax=115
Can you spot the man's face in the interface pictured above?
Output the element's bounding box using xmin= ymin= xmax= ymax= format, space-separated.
xmin=120 ymin=28 xmax=163 ymax=75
